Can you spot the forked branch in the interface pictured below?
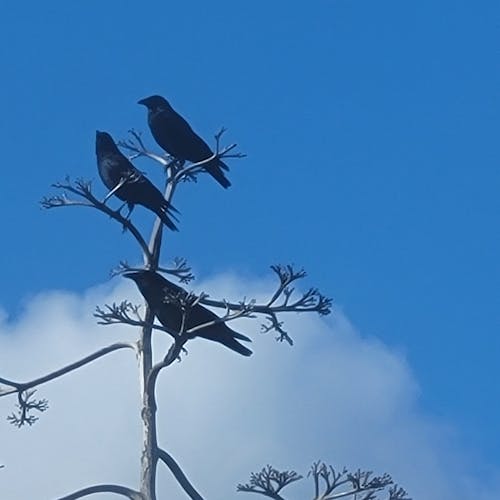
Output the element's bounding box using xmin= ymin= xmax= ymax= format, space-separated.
xmin=94 ymin=302 xmax=180 ymax=340
xmin=119 ymin=128 xmax=245 ymax=186
xmin=40 ymin=178 xmax=153 ymax=262
xmin=7 ymin=389 xmax=49 ymax=427
xmin=238 ymin=463 xmax=410 ymax=500
xmin=308 ymin=461 xmax=410 ymax=500
xmin=0 ymin=342 xmax=137 ymax=428
xmin=200 ymin=264 xmax=332 ymax=344
xmin=111 ymin=258 xmax=195 ymax=284
xmin=119 ymin=129 xmax=178 ymax=169
xmin=237 ymin=465 xmax=302 ymax=499
xmin=174 ymin=128 xmax=245 ymax=184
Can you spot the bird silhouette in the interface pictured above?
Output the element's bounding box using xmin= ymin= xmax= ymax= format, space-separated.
xmin=138 ymin=95 xmax=231 ymax=188
xmin=95 ymin=131 xmax=178 ymax=231
xmin=125 ymin=270 xmax=252 ymax=356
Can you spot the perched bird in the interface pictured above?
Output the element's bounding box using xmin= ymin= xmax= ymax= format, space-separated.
xmin=95 ymin=131 xmax=178 ymax=231
xmin=124 ymin=270 xmax=252 ymax=356
xmin=138 ymin=95 xmax=231 ymax=189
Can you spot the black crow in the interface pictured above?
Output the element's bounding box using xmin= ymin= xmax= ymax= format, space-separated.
xmin=137 ymin=95 xmax=231 ymax=189
xmin=95 ymin=131 xmax=178 ymax=231
xmin=124 ymin=270 xmax=252 ymax=356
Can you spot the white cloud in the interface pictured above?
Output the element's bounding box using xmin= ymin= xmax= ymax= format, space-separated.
xmin=0 ymin=274 xmax=498 ymax=499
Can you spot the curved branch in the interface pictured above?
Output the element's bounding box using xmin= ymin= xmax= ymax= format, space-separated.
xmin=157 ymin=448 xmax=204 ymax=500
xmin=56 ymin=484 xmax=143 ymax=500
xmin=41 ymin=179 xmax=153 ymax=262
xmin=147 ymin=337 xmax=186 ymax=393
xmin=0 ymin=342 xmax=137 ymax=398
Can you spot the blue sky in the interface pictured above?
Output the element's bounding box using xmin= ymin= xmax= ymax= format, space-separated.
xmin=0 ymin=0 xmax=498 ymax=493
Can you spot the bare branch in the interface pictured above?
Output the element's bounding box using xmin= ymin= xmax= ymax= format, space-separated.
xmin=388 ymin=485 xmax=411 ymax=500
xmin=94 ymin=302 xmax=178 ymax=340
xmin=118 ymin=129 xmax=178 ymax=169
xmin=239 ymin=462 xmax=409 ymax=500
xmin=95 ymin=301 xmax=144 ymax=326
xmin=267 ymin=264 xmax=306 ymax=306
xmin=147 ymin=338 xmax=187 ymax=393
xmin=111 ymin=257 xmax=195 ymax=284
xmin=0 ymin=342 xmax=137 ymax=400
xmin=173 ymin=128 xmax=245 ymax=184
xmin=201 ymin=264 xmax=331 ymax=314
xmin=238 ymin=465 xmax=302 ymax=499
xmin=7 ymin=389 xmax=49 ymax=427
xmin=182 ymin=295 xmax=255 ymax=337
xmin=119 ymin=129 xmax=245 ymax=187
xmin=56 ymin=484 xmax=143 ymax=500
xmin=157 ymin=448 xmax=204 ymax=500
xmin=158 ymin=257 xmax=195 ymax=284
xmin=40 ymin=178 xmax=152 ymax=262
xmin=260 ymin=312 xmax=294 ymax=345
xmin=193 ymin=264 xmax=332 ymax=344
xmin=307 ymin=462 xmax=408 ymax=500
xmin=144 ymin=300 xmax=199 ymax=393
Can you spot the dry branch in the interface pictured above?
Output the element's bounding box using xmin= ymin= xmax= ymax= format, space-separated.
xmin=41 ymin=178 xmax=153 ymax=262
xmin=0 ymin=342 xmax=136 ymax=427
xmin=237 ymin=465 xmax=302 ymax=499
xmin=238 ymin=463 xmax=410 ymax=500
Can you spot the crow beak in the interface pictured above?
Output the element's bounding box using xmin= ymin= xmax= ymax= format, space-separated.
xmin=137 ymin=98 xmax=147 ymax=106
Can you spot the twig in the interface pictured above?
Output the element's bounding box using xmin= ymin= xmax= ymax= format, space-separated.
xmin=200 ymin=264 xmax=331 ymax=315
xmin=197 ymin=264 xmax=332 ymax=343
xmin=94 ymin=302 xmax=178 ymax=339
xmin=308 ymin=462 xmax=407 ymax=500
xmin=110 ymin=258 xmax=195 ymax=284
xmin=237 ymin=465 xmax=302 ymax=499
xmin=119 ymin=129 xmax=245 ymax=186
xmin=119 ymin=129 xmax=177 ymax=168
xmin=7 ymin=389 xmax=49 ymax=427
xmin=238 ymin=463 xmax=409 ymax=500
xmin=157 ymin=257 xmax=195 ymax=284
xmin=41 ymin=178 xmax=153 ymax=262
xmin=173 ymin=128 xmax=245 ymax=184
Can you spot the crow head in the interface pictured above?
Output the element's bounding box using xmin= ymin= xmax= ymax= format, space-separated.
xmin=95 ymin=130 xmax=118 ymax=154
xmin=137 ymin=95 xmax=171 ymax=111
